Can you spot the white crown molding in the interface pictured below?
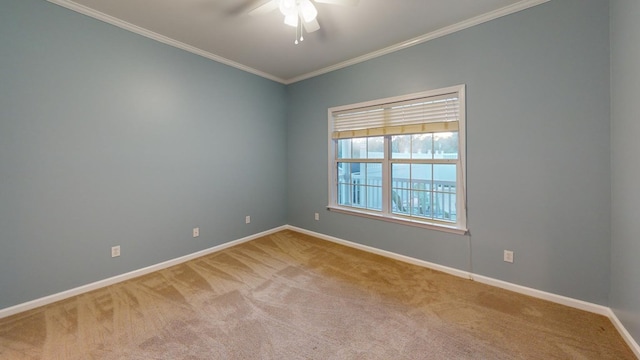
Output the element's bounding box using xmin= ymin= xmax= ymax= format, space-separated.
xmin=46 ymin=0 xmax=287 ymax=84
xmin=284 ymin=0 xmax=551 ymax=84
xmin=47 ymin=0 xmax=549 ymax=85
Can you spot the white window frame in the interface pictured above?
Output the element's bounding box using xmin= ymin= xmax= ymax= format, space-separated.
xmin=327 ymin=85 xmax=467 ymax=235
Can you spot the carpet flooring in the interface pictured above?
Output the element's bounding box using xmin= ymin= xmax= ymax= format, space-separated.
xmin=0 ymin=230 xmax=635 ymax=359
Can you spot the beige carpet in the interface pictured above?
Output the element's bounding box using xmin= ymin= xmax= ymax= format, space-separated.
xmin=0 ymin=230 xmax=635 ymax=359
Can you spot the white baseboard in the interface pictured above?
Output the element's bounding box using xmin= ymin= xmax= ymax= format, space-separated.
xmin=286 ymin=225 xmax=640 ymax=357
xmin=2 ymin=224 xmax=638 ymax=358
xmin=608 ymin=308 xmax=640 ymax=358
xmin=286 ymin=225 xmax=472 ymax=280
xmin=470 ymin=274 xmax=610 ymax=316
xmin=0 ymin=225 xmax=288 ymax=319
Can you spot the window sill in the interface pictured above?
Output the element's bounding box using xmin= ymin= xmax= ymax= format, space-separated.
xmin=326 ymin=206 xmax=468 ymax=235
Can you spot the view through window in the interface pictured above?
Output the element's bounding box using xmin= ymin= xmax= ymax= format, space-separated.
xmin=328 ymin=85 xmax=467 ymax=233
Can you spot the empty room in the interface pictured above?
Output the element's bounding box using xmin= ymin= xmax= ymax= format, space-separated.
xmin=1 ymin=0 xmax=639 ymax=358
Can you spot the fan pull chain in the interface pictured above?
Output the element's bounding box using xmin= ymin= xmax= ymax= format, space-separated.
xmin=299 ymin=18 xmax=304 ymax=42
xmin=294 ymin=16 xmax=304 ymax=45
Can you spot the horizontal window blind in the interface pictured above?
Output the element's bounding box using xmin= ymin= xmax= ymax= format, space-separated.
xmin=331 ymin=92 xmax=460 ymax=139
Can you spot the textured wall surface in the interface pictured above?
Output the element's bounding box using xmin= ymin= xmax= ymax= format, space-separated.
xmin=1 ymin=0 xmax=633 ymax=341
xmin=610 ymin=0 xmax=640 ymax=344
xmin=0 ymin=0 xmax=287 ymax=309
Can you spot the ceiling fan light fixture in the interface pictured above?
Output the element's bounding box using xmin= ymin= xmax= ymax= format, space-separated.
xmin=279 ymin=0 xmax=297 ymax=17
xmin=284 ymin=13 xmax=299 ymax=27
xmin=299 ymin=0 xmax=318 ymax=22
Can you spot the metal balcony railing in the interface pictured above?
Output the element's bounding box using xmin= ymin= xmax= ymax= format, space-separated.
xmin=337 ymin=176 xmax=457 ymax=222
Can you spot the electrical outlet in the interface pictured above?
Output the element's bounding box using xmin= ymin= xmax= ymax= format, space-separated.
xmin=111 ymin=245 xmax=121 ymax=258
xmin=314 ymin=212 xmax=319 ymax=221
xmin=193 ymin=227 xmax=199 ymax=238
xmin=245 ymin=216 xmax=251 ymax=224
xmin=504 ymin=250 xmax=514 ymax=263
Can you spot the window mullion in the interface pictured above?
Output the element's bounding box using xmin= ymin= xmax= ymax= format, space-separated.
xmin=382 ymin=136 xmax=391 ymax=214
xmin=331 ymin=141 xmax=338 ymax=207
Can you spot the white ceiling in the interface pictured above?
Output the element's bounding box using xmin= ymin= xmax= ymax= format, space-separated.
xmin=48 ymin=0 xmax=547 ymax=84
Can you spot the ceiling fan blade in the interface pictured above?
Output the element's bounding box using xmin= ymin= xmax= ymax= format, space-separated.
xmin=303 ymin=18 xmax=320 ymax=33
xmin=313 ymin=0 xmax=359 ymax=6
xmin=248 ymin=0 xmax=279 ymax=16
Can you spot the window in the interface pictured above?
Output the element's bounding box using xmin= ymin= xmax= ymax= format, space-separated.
xmin=328 ymin=85 xmax=467 ymax=234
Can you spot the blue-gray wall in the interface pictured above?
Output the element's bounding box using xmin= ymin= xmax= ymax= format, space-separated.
xmin=610 ymin=0 xmax=640 ymax=344
xmin=287 ymin=0 xmax=612 ymax=305
xmin=2 ymin=0 xmax=637 ymax=346
xmin=0 ymin=0 xmax=287 ymax=309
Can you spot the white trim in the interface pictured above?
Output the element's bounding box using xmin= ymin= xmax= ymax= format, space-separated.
xmin=327 ymin=206 xmax=468 ymax=235
xmin=0 ymin=225 xmax=287 ymax=319
xmin=327 ymin=108 xmax=336 ymax=215
xmin=457 ymin=86 xmax=468 ymax=229
xmin=286 ymin=225 xmax=472 ymax=279
xmin=47 ymin=0 xmax=549 ymax=85
xmin=327 ymin=85 xmax=468 ymax=234
xmin=285 ymin=0 xmax=550 ymax=84
xmin=2 ymin=224 xmax=638 ymax=357
xmin=608 ymin=308 xmax=640 ymax=358
xmin=46 ymin=0 xmax=285 ymax=84
xmin=287 ymin=225 xmax=639 ymax=356
xmin=291 ymin=224 xmax=609 ymax=315
xmin=470 ymin=274 xmax=611 ymax=316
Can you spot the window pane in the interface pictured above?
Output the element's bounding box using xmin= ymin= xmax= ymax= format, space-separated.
xmin=434 ymin=132 xmax=459 ymax=159
xmin=338 ymin=162 xmax=385 ymax=210
xmin=411 ymin=190 xmax=432 ymax=218
xmin=365 ymin=163 xmax=382 ymax=186
xmin=364 ymin=163 xmax=382 ymax=210
xmin=351 ymin=138 xmax=367 ymax=159
xmin=411 ymin=164 xmax=432 ymax=188
xmin=391 ymin=164 xmax=410 ymax=189
xmin=433 ymin=164 xmax=456 ymax=189
xmin=365 ymin=184 xmax=382 ymax=210
xmin=432 ymin=192 xmax=457 ymax=221
xmin=337 ymin=182 xmax=350 ymax=206
xmin=412 ymin=134 xmax=433 ymax=159
xmin=337 ymin=163 xmax=361 ymax=204
xmin=367 ymin=137 xmax=384 ymax=159
xmin=391 ymin=135 xmax=411 ymax=159
xmin=410 ymin=165 xmax=432 ymax=218
xmin=337 ymin=162 xmax=350 ymax=206
xmin=352 ymin=182 xmax=365 ymax=208
xmin=366 ymin=189 xmax=382 ymax=210
xmin=337 ymin=163 xmax=348 ymax=182
xmin=391 ymin=164 xmax=409 ymax=215
xmin=392 ymin=188 xmax=410 ymax=214
xmin=433 ymin=164 xmax=456 ymax=221
xmin=337 ymin=139 xmax=350 ymax=159
xmin=442 ymin=193 xmax=457 ymax=221
xmin=349 ymin=162 xmax=362 ymax=180
xmin=353 ymin=163 xmax=367 ymax=208
xmin=339 ymin=137 xmax=385 ymax=159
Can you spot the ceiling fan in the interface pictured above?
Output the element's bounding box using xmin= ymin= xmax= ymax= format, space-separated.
xmin=249 ymin=0 xmax=359 ymax=43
